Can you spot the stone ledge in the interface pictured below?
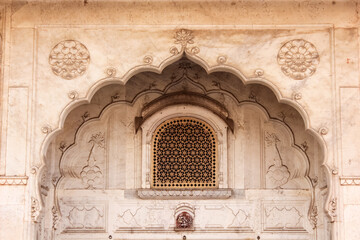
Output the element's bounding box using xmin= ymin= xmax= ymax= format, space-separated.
xmin=137 ymin=189 xmax=232 ymax=199
xmin=0 ymin=176 xmax=28 ymax=185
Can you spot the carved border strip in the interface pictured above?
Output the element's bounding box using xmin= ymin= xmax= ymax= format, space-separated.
xmin=137 ymin=189 xmax=231 ymax=199
xmin=340 ymin=177 xmax=360 ymax=186
xmin=0 ymin=176 xmax=28 ymax=185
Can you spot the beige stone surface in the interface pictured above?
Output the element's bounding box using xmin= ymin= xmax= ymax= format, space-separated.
xmin=0 ymin=0 xmax=359 ymax=240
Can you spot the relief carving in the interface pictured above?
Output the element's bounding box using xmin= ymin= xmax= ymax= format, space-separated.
xmin=340 ymin=177 xmax=360 ymax=185
xmin=176 ymin=212 xmax=193 ymax=230
xmin=175 ymin=203 xmax=195 ymax=231
xmin=328 ymin=197 xmax=337 ymax=221
xmin=277 ymin=39 xmax=320 ymax=80
xmin=170 ymin=29 xmax=199 ymax=56
xmin=49 ymin=40 xmax=90 ymax=80
xmin=265 ymin=132 xmax=290 ymax=188
xmin=116 ymin=208 xmax=142 ymax=228
xmin=254 ymin=69 xmax=264 ymax=77
xmin=226 ymin=206 xmax=250 ymax=229
xmin=67 ymin=90 xmax=79 ymax=100
xmin=31 ymin=197 xmax=40 ymax=222
xmin=264 ymin=206 xmax=305 ymax=231
xmin=143 ymin=55 xmax=153 ymax=64
xmin=105 ymin=67 xmax=117 ymax=77
xmin=217 ymin=55 xmax=227 ymax=64
xmin=309 ymin=205 xmax=318 ymax=229
xmin=292 ymin=92 xmax=302 ymax=100
xmin=65 ymin=206 xmax=104 ymax=231
xmin=0 ymin=176 xmax=28 ymax=185
xmin=41 ymin=124 xmax=52 ymax=134
xmin=52 ymin=206 xmax=60 ymax=230
xmin=80 ymin=132 xmax=105 ymax=189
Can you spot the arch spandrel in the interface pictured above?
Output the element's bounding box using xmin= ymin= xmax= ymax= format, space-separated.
xmin=32 ymin=27 xmax=335 ymax=239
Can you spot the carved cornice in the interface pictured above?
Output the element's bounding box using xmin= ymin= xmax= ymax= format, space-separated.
xmin=137 ymin=189 xmax=232 ymax=199
xmin=0 ymin=176 xmax=28 ymax=185
xmin=340 ymin=177 xmax=360 ymax=186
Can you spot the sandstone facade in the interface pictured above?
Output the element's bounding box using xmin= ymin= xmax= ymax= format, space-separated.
xmin=0 ymin=1 xmax=359 ymax=240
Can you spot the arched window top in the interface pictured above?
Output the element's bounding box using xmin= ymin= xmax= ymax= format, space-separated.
xmin=151 ymin=117 xmax=218 ymax=189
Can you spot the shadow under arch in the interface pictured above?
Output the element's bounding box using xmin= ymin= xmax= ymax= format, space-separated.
xmin=36 ymin=52 xmax=333 ymax=227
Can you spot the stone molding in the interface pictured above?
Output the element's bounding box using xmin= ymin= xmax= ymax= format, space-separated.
xmin=0 ymin=176 xmax=28 ymax=185
xmin=340 ymin=177 xmax=360 ymax=186
xmin=137 ymin=189 xmax=232 ymax=199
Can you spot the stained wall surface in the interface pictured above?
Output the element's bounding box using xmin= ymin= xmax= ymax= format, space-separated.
xmin=0 ymin=1 xmax=359 ymax=240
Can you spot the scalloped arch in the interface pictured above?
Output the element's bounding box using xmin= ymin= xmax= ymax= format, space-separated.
xmin=36 ymin=51 xmax=332 ymax=223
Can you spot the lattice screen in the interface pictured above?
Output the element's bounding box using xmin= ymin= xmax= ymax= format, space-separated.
xmin=151 ymin=118 xmax=218 ymax=189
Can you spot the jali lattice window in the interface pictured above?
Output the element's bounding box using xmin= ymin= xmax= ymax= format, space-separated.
xmin=152 ymin=117 xmax=218 ymax=189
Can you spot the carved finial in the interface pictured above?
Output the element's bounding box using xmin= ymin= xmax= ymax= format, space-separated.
xmin=319 ymin=127 xmax=328 ymax=135
xmin=41 ymin=124 xmax=52 ymax=134
xmin=30 ymin=166 xmax=37 ymax=174
xmin=188 ymin=46 xmax=200 ymax=55
xmin=170 ymin=46 xmax=180 ymax=55
xmin=293 ymin=92 xmax=302 ymax=100
xmin=171 ymin=29 xmax=199 ymax=55
xmin=105 ymin=67 xmax=117 ymax=77
xmin=143 ymin=55 xmax=153 ymax=64
xmin=67 ymin=90 xmax=79 ymax=100
xmin=174 ymin=29 xmax=194 ymax=47
xmin=217 ymin=55 xmax=227 ymax=64
xmin=254 ymin=69 xmax=264 ymax=77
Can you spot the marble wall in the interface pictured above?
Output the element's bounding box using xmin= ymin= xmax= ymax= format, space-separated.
xmin=0 ymin=1 xmax=359 ymax=240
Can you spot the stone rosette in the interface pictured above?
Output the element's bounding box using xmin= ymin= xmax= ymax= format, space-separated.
xmin=49 ymin=40 xmax=90 ymax=80
xmin=277 ymin=39 xmax=320 ymax=80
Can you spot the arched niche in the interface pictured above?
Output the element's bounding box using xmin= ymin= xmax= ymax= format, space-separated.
xmin=37 ymin=57 xmax=330 ymax=240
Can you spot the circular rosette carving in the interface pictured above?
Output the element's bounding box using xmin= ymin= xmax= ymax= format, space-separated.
xmin=277 ymin=39 xmax=319 ymax=80
xmin=49 ymin=40 xmax=90 ymax=80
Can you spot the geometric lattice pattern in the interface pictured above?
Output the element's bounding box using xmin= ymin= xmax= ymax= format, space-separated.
xmin=152 ymin=118 xmax=217 ymax=189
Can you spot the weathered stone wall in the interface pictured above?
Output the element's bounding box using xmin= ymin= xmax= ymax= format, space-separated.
xmin=0 ymin=1 xmax=359 ymax=239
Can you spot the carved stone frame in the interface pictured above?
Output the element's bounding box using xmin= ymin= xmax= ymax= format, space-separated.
xmin=140 ymin=104 xmax=229 ymax=190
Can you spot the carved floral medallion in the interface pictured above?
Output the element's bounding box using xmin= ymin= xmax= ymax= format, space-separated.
xmin=277 ymin=39 xmax=320 ymax=80
xmin=49 ymin=40 xmax=90 ymax=80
